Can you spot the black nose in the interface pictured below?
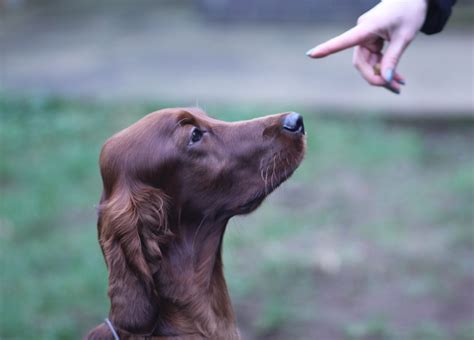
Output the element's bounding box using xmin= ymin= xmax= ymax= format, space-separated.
xmin=283 ymin=112 xmax=305 ymax=134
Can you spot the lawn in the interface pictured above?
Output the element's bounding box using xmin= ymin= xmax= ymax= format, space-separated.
xmin=1 ymin=94 xmax=473 ymax=339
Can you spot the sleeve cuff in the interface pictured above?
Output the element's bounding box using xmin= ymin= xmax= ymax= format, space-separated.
xmin=421 ymin=0 xmax=456 ymax=35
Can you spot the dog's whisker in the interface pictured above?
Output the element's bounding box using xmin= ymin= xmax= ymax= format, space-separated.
xmin=264 ymin=164 xmax=271 ymax=194
xmin=271 ymin=154 xmax=277 ymax=190
xmin=260 ymin=157 xmax=267 ymax=185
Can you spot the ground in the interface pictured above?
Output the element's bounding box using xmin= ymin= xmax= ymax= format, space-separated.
xmin=1 ymin=95 xmax=473 ymax=339
xmin=1 ymin=2 xmax=473 ymax=339
xmin=2 ymin=1 xmax=473 ymax=116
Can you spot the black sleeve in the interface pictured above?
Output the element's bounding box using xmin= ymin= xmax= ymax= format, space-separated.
xmin=421 ymin=0 xmax=457 ymax=34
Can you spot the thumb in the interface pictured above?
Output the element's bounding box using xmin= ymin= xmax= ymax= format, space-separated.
xmin=380 ymin=36 xmax=410 ymax=83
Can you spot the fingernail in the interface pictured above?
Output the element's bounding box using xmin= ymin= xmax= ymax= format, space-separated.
xmin=305 ymin=48 xmax=315 ymax=57
xmin=384 ymin=85 xmax=400 ymax=95
xmin=396 ymin=79 xmax=406 ymax=85
xmin=384 ymin=69 xmax=394 ymax=83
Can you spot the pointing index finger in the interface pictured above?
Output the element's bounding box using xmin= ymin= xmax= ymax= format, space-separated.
xmin=307 ymin=24 xmax=371 ymax=58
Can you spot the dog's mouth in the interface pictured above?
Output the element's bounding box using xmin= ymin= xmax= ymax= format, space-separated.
xmin=236 ymin=148 xmax=304 ymax=214
xmin=259 ymin=148 xmax=303 ymax=193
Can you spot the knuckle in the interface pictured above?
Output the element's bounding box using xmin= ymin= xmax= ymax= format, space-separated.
xmin=388 ymin=57 xmax=398 ymax=66
xmin=367 ymin=79 xmax=377 ymax=86
xmin=384 ymin=54 xmax=399 ymax=66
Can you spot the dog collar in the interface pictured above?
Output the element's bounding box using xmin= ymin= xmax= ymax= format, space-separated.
xmin=105 ymin=318 xmax=120 ymax=340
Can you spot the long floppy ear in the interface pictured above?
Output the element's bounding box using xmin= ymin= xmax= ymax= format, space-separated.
xmin=98 ymin=182 xmax=171 ymax=335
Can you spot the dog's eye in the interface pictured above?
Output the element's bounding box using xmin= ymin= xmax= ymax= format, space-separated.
xmin=189 ymin=127 xmax=203 ymax=145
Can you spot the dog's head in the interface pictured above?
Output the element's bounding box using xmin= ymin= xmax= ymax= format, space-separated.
xmin=100 ymin=107 xmax=305 ymax=219
xmin=94 ymin=108 xmax=305 ymax=335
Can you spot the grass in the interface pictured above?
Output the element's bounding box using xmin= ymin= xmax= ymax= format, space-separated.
xmin=1 ymin=93 xmax=473 ymax=339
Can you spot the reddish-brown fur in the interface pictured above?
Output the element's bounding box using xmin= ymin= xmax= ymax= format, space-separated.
xmin=86 ymin=108 xmax=305 ymax=339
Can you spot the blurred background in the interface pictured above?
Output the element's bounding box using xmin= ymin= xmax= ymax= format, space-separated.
xmin=1 ymin=0 xmax=473 ymax=339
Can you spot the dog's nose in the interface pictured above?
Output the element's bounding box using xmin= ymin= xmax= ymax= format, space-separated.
xmin=283 ymin=112 xmax=305 ymax=134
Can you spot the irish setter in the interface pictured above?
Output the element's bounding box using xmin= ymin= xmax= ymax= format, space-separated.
xmin=86 ymin=108 xmax=305 ymax=339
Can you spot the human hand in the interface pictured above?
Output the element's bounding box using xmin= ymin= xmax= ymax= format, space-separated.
xmin=306 ymin=0 xmax=428 ymax=94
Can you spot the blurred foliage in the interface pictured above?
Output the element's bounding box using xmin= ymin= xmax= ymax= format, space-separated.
xmin=1 ymin=94 xmax=473 ymax=339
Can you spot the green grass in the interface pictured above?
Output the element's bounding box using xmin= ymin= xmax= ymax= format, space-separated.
xmin=1 ymin=94 xmax=473 ymax=339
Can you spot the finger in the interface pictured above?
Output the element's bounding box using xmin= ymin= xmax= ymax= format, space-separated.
xmin=380 ymin=35 xmax=411 ymax=83
xmin=375 ymin=64 xmax=406 ymax=85
xmin=384 ymin=83 xmax=401 ymax=95
xmin=307 ymin=24 xmax=371 ymax=58
xmin=364 ymin=37 xmax=384 ymax=54
xmin=385 ymin=75 xmax=403 ymax=94
xmin=383 ymin=85 xmax=400 ymax=94
xmin=353 ymin=46 xmax=386 ymax=86
xmin=354 ymin=47 xmax=402 ymax=94
xmin=394 ymin=73 xmax=406 ymax=85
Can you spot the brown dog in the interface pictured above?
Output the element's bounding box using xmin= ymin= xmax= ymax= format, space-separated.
xmin=86 ymin=108 xmax=305 ymax=339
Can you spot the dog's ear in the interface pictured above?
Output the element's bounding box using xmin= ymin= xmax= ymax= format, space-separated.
xmin=98 ymin=182 xmax=171 ymax=335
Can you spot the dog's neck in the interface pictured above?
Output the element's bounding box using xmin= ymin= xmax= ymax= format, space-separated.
xmin=153 ymin=215 xmax=239 ymax=339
